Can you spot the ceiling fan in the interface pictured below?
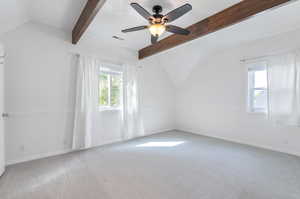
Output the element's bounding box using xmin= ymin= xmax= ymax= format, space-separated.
xmin=122 ymin=3 xmax=192 ymax=44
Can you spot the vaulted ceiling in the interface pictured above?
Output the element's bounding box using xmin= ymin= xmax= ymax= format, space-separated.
xmin=0 ymin=0 xmax=244 ymax=49
xmin=85 ymin=0 xmax=242 ymax=50
xmin=1 ymin=0 xmax=300 ymax=86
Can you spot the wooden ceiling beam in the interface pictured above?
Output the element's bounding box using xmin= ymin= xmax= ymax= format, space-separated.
xmin=72 ymin=0 xmax=106 ymax=44
xmin=138 ymin=0 xmax=295 ymax=60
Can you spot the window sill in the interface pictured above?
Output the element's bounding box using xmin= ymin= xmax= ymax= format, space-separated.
xmin=247 ymin=111 xmax=268 ymax=116
xmin=99 ymin=107 xmax=122 ymax=112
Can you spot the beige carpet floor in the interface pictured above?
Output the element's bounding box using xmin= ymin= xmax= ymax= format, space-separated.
xmin=0 ymin=130 xmax=300 ymax=199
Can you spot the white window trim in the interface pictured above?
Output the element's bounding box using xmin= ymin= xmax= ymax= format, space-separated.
xmin=245 ymin=60 xmax=269 ymax=115
xmin=99 ymin=69 xmax=123 ymax=111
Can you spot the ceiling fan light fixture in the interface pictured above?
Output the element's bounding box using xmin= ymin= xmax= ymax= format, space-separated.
xmin=149 ymin=24 xmax=166 ymax=36
xmin=122 ymin=3 xmax=192 ymax=44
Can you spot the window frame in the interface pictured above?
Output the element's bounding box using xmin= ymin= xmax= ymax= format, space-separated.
xmin=99 ymin=69 xmax=123 ymax=111
xmin=246 ymin=61 xmax=269 ymax=115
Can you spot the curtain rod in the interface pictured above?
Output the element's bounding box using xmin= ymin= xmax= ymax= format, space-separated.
xmin=69 ymin=52 xmax=123 ymax=67
xmin=240 ymin=48 xmax=300 ymax=63
xmin=240 ymin=55 xmax=270 ymax=63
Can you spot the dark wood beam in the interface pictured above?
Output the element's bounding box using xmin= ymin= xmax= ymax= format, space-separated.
xmin=72 ymin=0 xmax=106 ymax=44
xmin=139 ymin=0 xmax=295 ymax=59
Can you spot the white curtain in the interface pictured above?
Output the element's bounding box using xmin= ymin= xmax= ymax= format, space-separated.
xmin=72 ymin=55 xmax=100 ymax=150
xmin=122 ymin=64 xmax=145 ymax=140
xmin=268 ymin=52 xmax=300 ymax=126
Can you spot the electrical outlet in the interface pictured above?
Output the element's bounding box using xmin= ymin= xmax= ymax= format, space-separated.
xmin=284 ymin=140 xmax=289 ymax=145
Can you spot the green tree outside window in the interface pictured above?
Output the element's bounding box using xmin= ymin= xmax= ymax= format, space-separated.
xmin=99 ymin=73 xmax=122 ymax=107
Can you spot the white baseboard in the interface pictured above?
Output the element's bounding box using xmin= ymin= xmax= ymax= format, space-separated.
xmin=145 ymin=128 xmax=175 ymax=135
xmin=12 ymin=128 xmax=298 ymax=165
xmin=177 ymin=128 xmax=300 ymax=158
xmin=6 ymin=149 xmax=73 ymax=166
xmin=6 ymin=129 xmax=175 ymax=166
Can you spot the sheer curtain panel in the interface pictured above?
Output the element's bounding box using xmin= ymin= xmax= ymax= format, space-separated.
xmin=122 ymin=64 xmax=145 ymax=140
xmin=72 ymin=55 xmax=100 ymax=150
xmin=268 ymin=52 xmax=300 ymax=126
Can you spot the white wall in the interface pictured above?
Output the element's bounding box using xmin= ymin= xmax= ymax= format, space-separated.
xmin=0 ymin=43 xmax=5 ymax=175
xmin=1 ymin=20 xmax=300 ymax=165
xmin=0 ymin=22 xmax=175 ymax=164
xmin=139 ymin=58 xmax=176 ymax=134
xmin=176 ymin=28 xmax=300 ymax=156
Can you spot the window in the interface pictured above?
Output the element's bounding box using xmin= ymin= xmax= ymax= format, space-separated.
xmin=99 ymin=70 xmax=122 ymax=109
xmin=247 ymin=62 xmax=268 ymax=113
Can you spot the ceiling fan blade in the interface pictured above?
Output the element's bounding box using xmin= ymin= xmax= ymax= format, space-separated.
xmin=122 ymin=26 xmax=148 ymax=33
xmin=164 ymin=4 xmax=192 ymax=23
xmin=166 ymin=25 xmax=190 ymax=35
xmin=131 ymin=3 xmax=152 ymax=21
xmin=151 ymin=35 xmax=158 ymax=44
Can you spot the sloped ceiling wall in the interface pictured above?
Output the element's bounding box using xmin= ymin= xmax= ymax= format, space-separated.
xmin=0 ymin=0 xmax=29 ymax=35
xmin=23 ymin=0 xmax=88 ymax=32
xmin=0 ymin=0 xmax=88 ymax=37
xmin=150 ymin=1 xmax=300 ymax=87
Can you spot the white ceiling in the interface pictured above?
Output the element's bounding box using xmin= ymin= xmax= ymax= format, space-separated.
xmin=3 ymin=0 xmax=299 ymax=52
xmin=1 ymin=0 xmax=300 ymax=86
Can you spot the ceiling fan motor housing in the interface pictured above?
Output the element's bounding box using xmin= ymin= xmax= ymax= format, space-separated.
xmin=152 ymin=5 xmax=165 ymax=24
xmin=153 ymin=5 xmax=163 ymax=14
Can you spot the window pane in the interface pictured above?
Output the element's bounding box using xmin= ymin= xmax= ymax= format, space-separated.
xmin=99 ymin=74 xmax=109 ymax=106
xmin=253 ymin=89 xmax=268 ymax=112
xmin=247 ymin=62 xmax=268 ymax=113
xmin=254 ymin=70 xmax=267 ymax=88
xmin=111 ymin=75 xmax=122 ymax=107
